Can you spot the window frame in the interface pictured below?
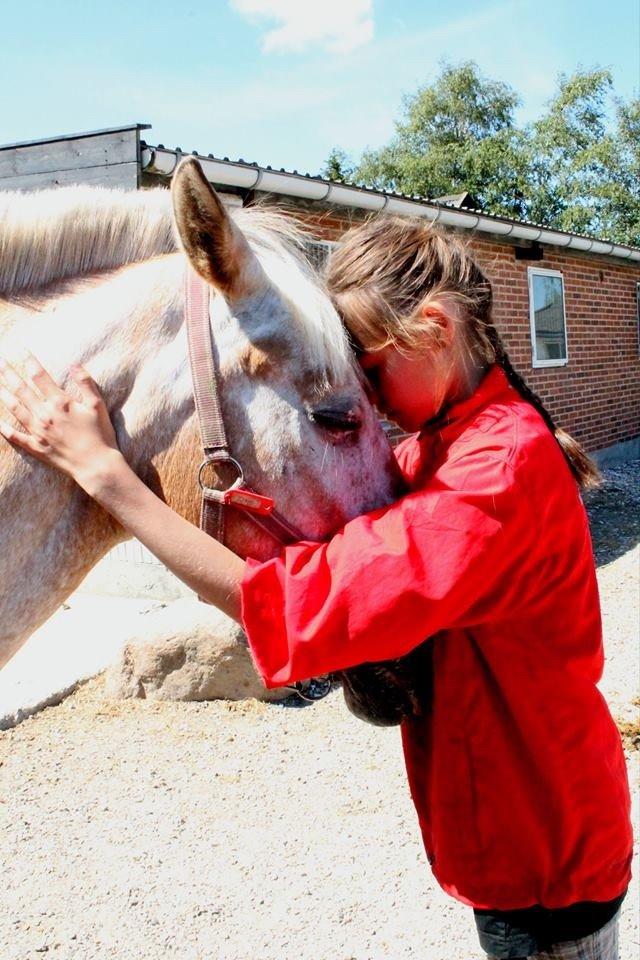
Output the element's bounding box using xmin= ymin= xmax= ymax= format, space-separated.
xmin=527 ymin=267 xmax=569 ymax=369
xmin=304 ymin=238 xmax=336 ymax=272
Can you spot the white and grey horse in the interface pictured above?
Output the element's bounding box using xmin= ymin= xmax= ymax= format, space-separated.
xmin=0 ymin=158 xmax=401 ymax=679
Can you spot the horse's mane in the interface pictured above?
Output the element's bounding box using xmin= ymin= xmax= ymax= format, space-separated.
xmin=0 ymin=186 xmax=177 ymax=297
xmin=0 ymin=185 xmax=350 ymax=376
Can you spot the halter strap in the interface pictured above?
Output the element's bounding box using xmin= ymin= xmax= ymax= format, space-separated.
xmin=185 ymin=269 xmax=228 ymax=542
xmin=184 ymin=268 xmax=306 ymax=548
xmin=184 ymin=267 xmax=331 ymax=703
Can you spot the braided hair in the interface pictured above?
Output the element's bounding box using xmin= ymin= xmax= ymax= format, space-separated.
xmin=482 ymin=321 xmax=600 ymax=489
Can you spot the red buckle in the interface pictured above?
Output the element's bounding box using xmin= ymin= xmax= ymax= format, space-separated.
xmin=223 ymin=488 xmax=275 ymax=516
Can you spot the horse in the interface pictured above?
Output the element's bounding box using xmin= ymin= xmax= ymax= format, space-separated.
xmin=0 ymin=158 xmax=402 ymax=682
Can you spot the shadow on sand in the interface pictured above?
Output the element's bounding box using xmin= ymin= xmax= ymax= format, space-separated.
xmin=584 ymin=462 xmax=640 ymax=567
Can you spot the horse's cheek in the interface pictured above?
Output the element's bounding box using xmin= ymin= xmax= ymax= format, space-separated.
xmin=149 ymin=419 xmax=201 ymax=526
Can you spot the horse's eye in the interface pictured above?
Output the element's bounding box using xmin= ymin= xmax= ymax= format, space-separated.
xmin=309 ymin=409 xmax=362 ymax=433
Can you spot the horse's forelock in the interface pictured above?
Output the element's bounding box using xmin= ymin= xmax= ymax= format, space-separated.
xmin=234 ymin=207 xmax=351 ymax=381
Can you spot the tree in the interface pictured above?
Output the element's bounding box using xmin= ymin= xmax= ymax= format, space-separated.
xmin=605 ymin=98 xmax=640 ymax=246
xmin=353 ymin=62 xmax=531 ymax=219
xmin=320 ymin=147 xmax=355 ymax=182
xmin=526 ymin=70 xmax=640 ymax=245
xmin=327 ymin=63 xmax=640 ymax=246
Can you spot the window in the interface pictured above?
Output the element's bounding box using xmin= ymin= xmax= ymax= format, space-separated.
xmin=528 ymin=268 xmax=568 ymax=367
xmin=305 ymin=239 xmax=334 ymax=273
xmin=636 ymin=282 xmax=640 ymax=355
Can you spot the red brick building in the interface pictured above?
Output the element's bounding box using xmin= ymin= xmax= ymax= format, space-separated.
xmin=2 ymin=124 xmax=639 ymax=457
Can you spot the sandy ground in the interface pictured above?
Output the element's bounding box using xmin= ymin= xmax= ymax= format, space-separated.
xmin=0 ymin=597 xmax=166 ymax=730
xmin=1 ymin=463 xmax=639 ymax=960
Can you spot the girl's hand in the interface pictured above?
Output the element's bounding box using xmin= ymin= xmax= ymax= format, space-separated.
xmin=0 ymin=355 xmax=245 ymax=620
xmin=0 ymin=355 xmax=123 ymax=491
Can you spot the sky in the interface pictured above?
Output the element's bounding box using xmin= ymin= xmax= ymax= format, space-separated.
xmin=1 ymin=0 xmax=638 ymax=176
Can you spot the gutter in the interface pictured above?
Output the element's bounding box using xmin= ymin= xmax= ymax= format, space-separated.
xmin=141 ymin=146 xmax=640 ymax=264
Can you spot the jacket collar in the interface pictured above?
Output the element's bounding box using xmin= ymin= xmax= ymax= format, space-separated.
xmin=418 ymin=365 xmax=514 ymax=440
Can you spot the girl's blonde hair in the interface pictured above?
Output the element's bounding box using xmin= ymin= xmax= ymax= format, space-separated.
xmin=326 ymin=216 xmax=600 ymax=490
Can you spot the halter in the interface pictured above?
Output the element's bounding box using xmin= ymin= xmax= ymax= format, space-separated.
xmin=184 ymin=269 xmax=331 ymax=702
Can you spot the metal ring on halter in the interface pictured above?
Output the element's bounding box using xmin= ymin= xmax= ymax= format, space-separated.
xmin=197 ymin=454 xmax=244 ymax=499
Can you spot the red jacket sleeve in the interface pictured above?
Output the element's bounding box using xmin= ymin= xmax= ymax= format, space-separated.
xmin=240 ymin=451 xmax=534 ymax=688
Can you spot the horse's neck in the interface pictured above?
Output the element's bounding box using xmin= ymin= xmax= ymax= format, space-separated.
xmin=0 ymin=254 xmax=200 ymax=666
xmin=1 ymin=254 xmax=195 ymax=469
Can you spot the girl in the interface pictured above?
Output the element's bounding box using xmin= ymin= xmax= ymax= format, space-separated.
xmin=0 ymin=218 xmax=632 ymax=960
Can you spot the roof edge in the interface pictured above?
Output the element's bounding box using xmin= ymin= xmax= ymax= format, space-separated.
xmin=141 ymin=144 xmax=640 ymax=263
xmin=0 ymin=124 xmax=152 ymax=153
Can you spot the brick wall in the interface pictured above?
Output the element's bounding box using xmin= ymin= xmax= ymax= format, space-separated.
xmin=471 ymin=241 xmax=639 ymax=452
xmin=273 ymin=197 xmax=640 ymax=453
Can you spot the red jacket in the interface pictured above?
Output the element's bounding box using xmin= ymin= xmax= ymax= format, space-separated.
xmin=240 ymin=366 xmax=632 ymax=910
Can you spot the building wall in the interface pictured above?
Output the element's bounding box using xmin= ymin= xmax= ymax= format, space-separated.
xmin=472 ymin=241 xmax=639 ymax=454
xmin=1 ymin=121 xmax=637 ymax=454
xmin=0 ymin=126 xmax=147 ymax=193
xmin=277 ymin=200 xmax=640 ymax=453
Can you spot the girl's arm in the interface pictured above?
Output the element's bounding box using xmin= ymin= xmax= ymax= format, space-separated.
xmin=0 ymin=357 xmax=245 ymax=620
xmin=82 ymin=458 xmax=244 ymax=620
xmin=0 ymin=356 xmax=537 ymax=692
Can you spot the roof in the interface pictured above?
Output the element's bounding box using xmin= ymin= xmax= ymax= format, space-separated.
xmin=431 ymin=191 xmax=477 ymax=209
xmin=141 ymin=142 xmax=640 ymax=264
xmin=0 ymin=124 xmax=150 ymax=152
xmin=1 ymin=124 xmax=637 ymax=263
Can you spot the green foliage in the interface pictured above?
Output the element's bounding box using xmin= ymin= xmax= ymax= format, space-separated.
xmin=325 ymin=62 xmax=640 ymax=246
xmin=606 ymin=99 xmax=640 ymax=245
xmin=524 ymin=69 xmax=640 ymax=245
xmin=354 ymin=62 xmax=530 ymax=218
xmin=321 ymin=147 xmax=355 ymax=182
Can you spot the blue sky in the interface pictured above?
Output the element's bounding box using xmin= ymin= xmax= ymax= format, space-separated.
xmin=1 ymin=0 xmax=638 ymax=175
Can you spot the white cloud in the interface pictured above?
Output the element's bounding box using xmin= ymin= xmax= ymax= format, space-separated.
xmin=230 ymin=0 xmax=374 ymax=55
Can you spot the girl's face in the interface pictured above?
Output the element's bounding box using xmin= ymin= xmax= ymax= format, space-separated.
xmin=358 ymin=344 xmax=454 ymax=432
xmin=345 ymin=298 xmax=481 ymax=433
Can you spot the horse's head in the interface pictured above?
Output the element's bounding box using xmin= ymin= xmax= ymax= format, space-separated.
xmin=0 ymin=168 xmax=402 ymax=664
xmin=171 ymin=158 xmax=401 ymax=558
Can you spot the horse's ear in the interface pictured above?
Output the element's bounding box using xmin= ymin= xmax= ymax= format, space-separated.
xmin=171 ymin=157 xmax=262 ymax=298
